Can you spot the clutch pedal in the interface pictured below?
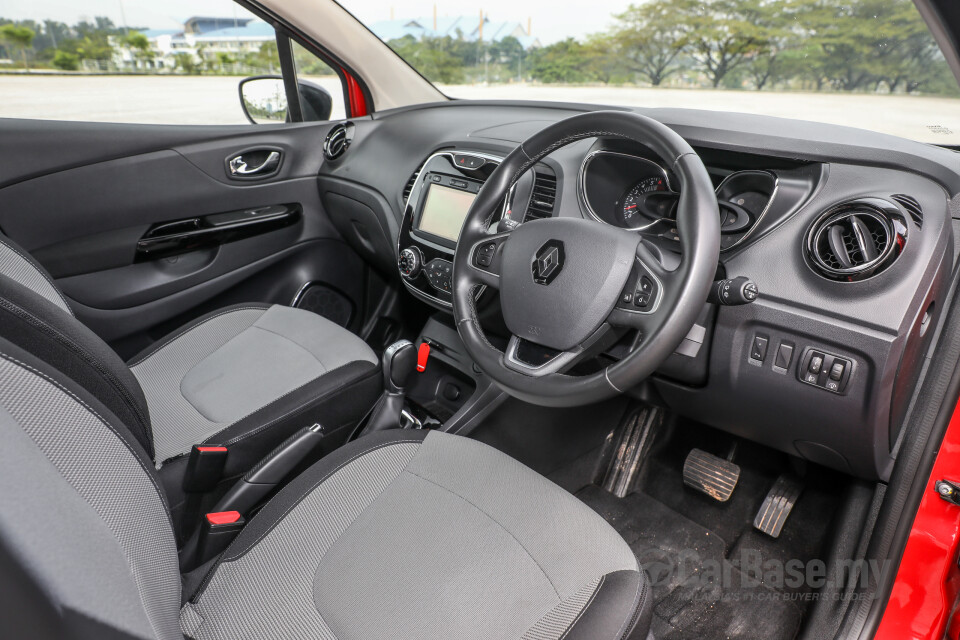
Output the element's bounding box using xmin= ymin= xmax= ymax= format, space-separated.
xmin=754 ymin=475 xmax=803 ymax=538
xmin=682 ymin=448 xmax=740 ymax=502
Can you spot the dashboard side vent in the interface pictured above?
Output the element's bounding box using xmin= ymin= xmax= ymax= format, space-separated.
xmin=524 ymin=172 xmax=557 ymax=222
xmin=402 ymin=167 xmax=421 ymax=206
xmin=806 ymin=200 xmax=906 ymax=282
xmin=891 ymin=194 xmax=923 ymax=228
xmin=323 ymin=123 xmax=352 ymax=161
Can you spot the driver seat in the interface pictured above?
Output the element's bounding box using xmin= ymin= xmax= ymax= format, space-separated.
xmin=0 ymin=337 xmax=652 ymax=640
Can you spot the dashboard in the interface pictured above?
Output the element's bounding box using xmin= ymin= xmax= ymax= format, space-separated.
xmin=316 ymin=101 xmax=958 ymax=483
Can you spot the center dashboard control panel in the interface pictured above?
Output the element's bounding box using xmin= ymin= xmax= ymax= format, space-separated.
xmin=397 ymin=150 xmax=507 ymax=307
xmin=421 ymin=259 xmax=454 ymax=294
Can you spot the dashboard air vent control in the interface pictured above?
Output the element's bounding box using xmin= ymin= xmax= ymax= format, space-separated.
xmin=524 ymin=172 xmax=558 ymax=222
xmin=805 ymin=199 xmax=906 ymax=282
xmin=891 ymin=194 xmax=923 ymax=228
xmin=323 ymin=123 xmax=353 ymax=161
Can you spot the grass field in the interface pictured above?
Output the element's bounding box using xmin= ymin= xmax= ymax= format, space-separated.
xmin=2 ymin=74 xmax=959 ymax=144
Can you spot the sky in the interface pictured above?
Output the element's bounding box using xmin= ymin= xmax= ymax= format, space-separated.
xmin=0 ymin=0 xmax=636 ymax=43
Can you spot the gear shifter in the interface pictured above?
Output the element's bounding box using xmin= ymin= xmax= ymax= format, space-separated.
xmin=361 ymin=340 xmax=418 ymax=434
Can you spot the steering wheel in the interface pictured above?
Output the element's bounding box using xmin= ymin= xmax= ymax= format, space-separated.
xmin=452 ymin=111 xmax=721 ymax=407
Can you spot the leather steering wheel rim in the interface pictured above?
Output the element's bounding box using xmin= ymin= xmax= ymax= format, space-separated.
xmin=452 ymin=111 xmax=721 ymax=407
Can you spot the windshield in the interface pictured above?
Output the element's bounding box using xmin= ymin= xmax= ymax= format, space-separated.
xmin=340 ymin=0 xmax=960 ymax=144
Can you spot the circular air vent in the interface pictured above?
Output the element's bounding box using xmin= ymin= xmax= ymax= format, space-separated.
xmin=323 ymin=122 xmax=353 ymax=161
xmin=805 ymin=199 xmax=907 ymax=281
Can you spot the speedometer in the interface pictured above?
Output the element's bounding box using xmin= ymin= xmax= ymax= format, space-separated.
xmin=621 ymin=176 xmax=669 ymax=228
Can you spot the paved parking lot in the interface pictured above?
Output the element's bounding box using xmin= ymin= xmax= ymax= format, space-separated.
xmin=2 ymin=74 xmax=958 ymax=144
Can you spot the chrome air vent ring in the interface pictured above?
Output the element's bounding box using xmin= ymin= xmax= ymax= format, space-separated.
xmin=323 ymin=122 xmax=353 ymax=161
xmin=805 ymin=199 xmax=907 ymax=282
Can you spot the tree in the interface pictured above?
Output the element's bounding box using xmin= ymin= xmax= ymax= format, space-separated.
xmin=742 ymin=0 xmax=797 ymax=90
xmin=173 ymin=52 xmax=200 ymax=75
xmin=124 ymin=32 xmax=154 ymax=69
xmin=675 ymin=0 xmax=770 ymax=88
xmin=52 ymin=50 xmax=79 ymax=70
xmin=529 ymin=38 xmax=600 ymax=83
xmin=609 ymin=1 xmax=689 ymax=86
xmin=388 ymin=35 xmax=466 ymax=84
xmin=0 ymin=24 xmax=35 ymax=70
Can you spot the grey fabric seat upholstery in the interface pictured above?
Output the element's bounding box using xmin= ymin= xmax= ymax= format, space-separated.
xmin=0 ymin=236 xmax=382 ymax=518
xmin=128 ymin=303 xmax=377 ymax=464
xmin=0 ymin=339 xmax=652 ymax=640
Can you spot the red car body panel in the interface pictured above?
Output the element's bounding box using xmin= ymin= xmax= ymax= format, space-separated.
xmin=876 ymin=398 xmax=960 ymax=640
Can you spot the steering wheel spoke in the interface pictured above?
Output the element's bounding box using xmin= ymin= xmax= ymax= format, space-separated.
xmin=607 ymin=240 xmax=680 ymax=333
xmin=502 ymin=332 xmax=603 ymax=378
xmin=464 ymin=232 xmax=510 ymax=289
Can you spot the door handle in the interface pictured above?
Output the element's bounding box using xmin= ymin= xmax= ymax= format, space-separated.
xmin=228 ymin=151 xmax=281 ymax=177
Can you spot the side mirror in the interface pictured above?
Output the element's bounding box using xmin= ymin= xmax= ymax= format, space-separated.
xmin=297 ymin=79 xmax=333 ymax=122
xmin=239 ymin=76 xmax=288 ymax=124
xmin=239 ymin=75 xmax=333 ymax=124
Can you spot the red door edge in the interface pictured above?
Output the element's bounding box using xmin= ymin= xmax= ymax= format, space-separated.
xmin=341 ymin=67 xmax=368 ymax=117
xmin=876 ymin=396 xmax=960 ymax=640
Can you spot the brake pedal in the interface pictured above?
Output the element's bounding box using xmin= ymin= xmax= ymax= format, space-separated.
xmin=682 ymin=448 xmax=740 ymax=502
xmin=754 ymin=475 xmax=803 ymax=538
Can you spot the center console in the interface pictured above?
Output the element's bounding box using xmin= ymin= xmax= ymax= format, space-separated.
xmin=397 ymin=151 xmax=507 ymax=307
xmin=398 ymin=150 xmax=554 ymax=309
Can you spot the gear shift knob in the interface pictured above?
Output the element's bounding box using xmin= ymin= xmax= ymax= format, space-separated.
xmin=382 ymin=340 xmax=416 ymax=393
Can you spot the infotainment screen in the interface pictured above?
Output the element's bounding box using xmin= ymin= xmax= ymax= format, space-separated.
xmin=416 ymin=183 xmax=477 ymax=242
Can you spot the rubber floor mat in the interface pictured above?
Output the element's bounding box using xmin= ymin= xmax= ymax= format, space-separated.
xmin=577 ymin=485 xmax=803 ymax=640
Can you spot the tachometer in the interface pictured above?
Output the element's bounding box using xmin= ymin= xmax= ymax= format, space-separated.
xmin=621 ymin=176 xmax=669 ymax=228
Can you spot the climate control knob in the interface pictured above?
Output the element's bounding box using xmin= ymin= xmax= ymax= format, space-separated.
xmin=398 ymin=247 xmax=423 ymax=279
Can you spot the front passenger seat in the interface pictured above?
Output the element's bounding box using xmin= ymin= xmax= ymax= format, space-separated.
xmin=0 ymin=234 xmax=381 ymax=516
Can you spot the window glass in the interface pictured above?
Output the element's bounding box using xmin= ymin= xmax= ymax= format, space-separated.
xmin=340 ymin=0 xmax=960 ymax=144
xmin=293 ymin=40 xmax=347 ymax=121
xmin=0 ymin=0 xmax=345 ymax=124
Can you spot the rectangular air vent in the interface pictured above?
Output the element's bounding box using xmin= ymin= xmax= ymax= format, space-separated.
xmin=401 ymin=168 xmax=421 ymax=206
xmin=524 ymin=172 xmax=557 ymax=222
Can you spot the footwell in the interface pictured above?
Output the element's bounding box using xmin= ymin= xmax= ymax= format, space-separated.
xmin=578 ymin=486 xmax=812 ymax=640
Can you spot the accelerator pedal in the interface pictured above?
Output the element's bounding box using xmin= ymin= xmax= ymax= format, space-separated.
xmin=754 ymin=475 xmax=803 ymax=538
xmin=682 ymin=448 xmax=740 ymax=502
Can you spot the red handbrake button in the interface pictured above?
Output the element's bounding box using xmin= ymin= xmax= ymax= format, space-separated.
xmin=417 ymin=343 xmax=430 ymax=372
xmin=206 ymin=511 xmax=242 ymax=526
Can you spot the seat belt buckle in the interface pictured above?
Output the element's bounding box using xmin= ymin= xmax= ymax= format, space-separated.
xmin=183 ymin=445 xmax=228 ymax=493
xmin=197 ymin=511 xmax=245 ymax=562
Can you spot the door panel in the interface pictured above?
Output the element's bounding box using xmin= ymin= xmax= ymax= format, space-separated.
xmin=0 ymin=118 xmax=368 ymax=351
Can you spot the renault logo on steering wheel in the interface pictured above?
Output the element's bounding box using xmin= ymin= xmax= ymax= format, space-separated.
xmin=532 ymin=240 xmax=565 ymax=285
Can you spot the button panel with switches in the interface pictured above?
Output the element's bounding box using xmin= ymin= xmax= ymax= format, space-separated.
xmin=616 ymin=261 xmax=661 ymax=313
xmin=423 ymin=259 xmax=453 ymax=295
xmin=798 ymin=348 xmax=853 ymax=393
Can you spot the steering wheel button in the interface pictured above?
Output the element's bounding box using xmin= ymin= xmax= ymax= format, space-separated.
xmin=621 ymin=292 xmax=633 ymax=304
xmin=638 ymin=276 xmax=654 ymax=293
